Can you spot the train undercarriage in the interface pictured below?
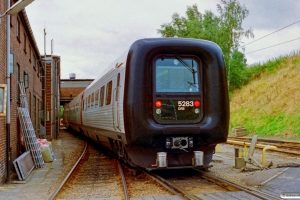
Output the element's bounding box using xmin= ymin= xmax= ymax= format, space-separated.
xmin=108 ymin=137 xmax=215 ymax=171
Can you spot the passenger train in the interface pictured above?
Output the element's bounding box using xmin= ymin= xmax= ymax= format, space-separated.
xmin=63 ymin=38 xmax=229 ymax=170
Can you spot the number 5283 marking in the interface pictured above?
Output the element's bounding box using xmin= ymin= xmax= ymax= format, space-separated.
xmin=178 ymin=101 xmax=194 ymax=107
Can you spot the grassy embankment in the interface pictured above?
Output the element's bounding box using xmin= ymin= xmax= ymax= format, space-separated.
xmin=229 ymin=52 xmax=300 ymax=140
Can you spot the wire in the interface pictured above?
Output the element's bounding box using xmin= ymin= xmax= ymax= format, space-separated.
xmin=242 ymin=19 xmax=300 ymax=47
xmin=245 ymin=38 xmax=300 ymax=54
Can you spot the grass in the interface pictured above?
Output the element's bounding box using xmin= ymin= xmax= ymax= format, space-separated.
xmin=229 ymin=52 xmax=300 ymax=140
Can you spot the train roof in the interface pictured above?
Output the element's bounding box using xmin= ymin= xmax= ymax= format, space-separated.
xmin=86 ymin=49 xmax=129 ymax=90
xmin=85 ymin=37 xmax=222 ymax=90
xmin=130 ymin=37 xmax=222 ymax=53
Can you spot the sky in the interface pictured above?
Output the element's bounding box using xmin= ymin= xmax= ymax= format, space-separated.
xmin=25 ymin=0 xmax=300 ymax=79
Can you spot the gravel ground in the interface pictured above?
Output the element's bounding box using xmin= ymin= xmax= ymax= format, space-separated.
xmin=208 ymin=143 xmax=300 ymax=188
xmin=123 ymin=168 xmax=173 ymax=198
xmin=156 ymin=169 xmax=231 ymax=195
xmin=3 ymin=129 xmax=298 ymax=199
xmin=48 ymin=129 xmax=86 ymax=195
xmin=0 ymin=129 xmax=85 ymax=200
xmin=29 ymin=130 xmax=299 ymax=199
xmin=56 ymin=130 xmax=173 ymax=198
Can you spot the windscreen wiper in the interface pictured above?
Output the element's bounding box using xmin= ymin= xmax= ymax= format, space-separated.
xmin=175 ymin=56 xmax=197 ymax=85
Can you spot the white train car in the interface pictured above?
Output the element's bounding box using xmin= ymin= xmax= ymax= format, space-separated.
xmin=64 ymin=38 xmax=229 ymax=170
xmin=64 ymin=52 xmax=127 ymax=147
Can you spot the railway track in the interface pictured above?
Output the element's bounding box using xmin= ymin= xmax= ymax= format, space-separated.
xmin=196 ymin=169 xmax=281 ymax=199
xmin=149 ymin=169 xmax=281 ymax=200
xmin=227 ymin=136 xmax=300 ymax=156
xmin=48 ymin=139 xmax=175 ymax=199
xmin=49 ymin=141 xmax=129 ymax=200
xmin=48 ymin=136 xmax=287 ymax=199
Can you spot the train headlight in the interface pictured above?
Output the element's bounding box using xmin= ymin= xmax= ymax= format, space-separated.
xmin=166 ymin=137 xmax=171 ymax=149
xmin=188 ymin=137 xmax=193 ymax=148
xmin=174 ymin=139 xmax=181 ymax=147
xmin=194 ymin=108 xmax=199 ymax=114
xmin=156 ymin=108 xmax=161 ymax=114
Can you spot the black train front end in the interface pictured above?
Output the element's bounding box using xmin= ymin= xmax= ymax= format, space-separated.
xmin=123 ymin=38 xmax=229 ymax=170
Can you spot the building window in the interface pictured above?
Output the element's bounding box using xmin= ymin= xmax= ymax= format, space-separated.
xmin=33 ymin=55 xmax=37 ymax=73
xmin=16 ymin=64 xmax=20 ymax=102
xmin=0 ymin=84 xmax=7 ymax=116
xmin=29 ymin=45 xmax=32 ymax=62
xmin=10 ymin=15 xmax=13 ymax=27
xmin=24 ymin=73 xmax=29 ymax=89
xmin=10 ymin=53 xmax=14 ymax=74
xmin=16 ymin=18 xmax=20 ymax=41
xmin=23 ymin=33 xmax=27 ymax=53
xmin=39 ymin=65 xmax=43 ymax=80
xmin=33 ymin=96 xmax=36 ymax=129
xmin=28 ymin=92 xmax=31 ymax=116
xmin=38 ymin=99 xmax=42 ymax=126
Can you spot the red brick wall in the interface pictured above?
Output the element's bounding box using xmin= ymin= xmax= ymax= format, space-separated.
xmin=0 ymin=8 xmax=43 ymax=184
xmin=0 ymin=0 xmax=8 ymax=184
xmin=60 ymin=87 xmax=85 ymax=99
xmin=45 ymin=62 xmax=52 ymax=135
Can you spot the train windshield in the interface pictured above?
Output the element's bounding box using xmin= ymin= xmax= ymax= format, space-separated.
xmin=155 ymin=57 xmax=200 ymax=93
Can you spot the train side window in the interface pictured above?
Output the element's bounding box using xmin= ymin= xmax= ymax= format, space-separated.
xmin=100 ymin=86 xmax=105 ymax=107
xmin=88 ymin=95 xmax=91 ymax=110
xmin=116 ymin=73 xmax=120 ymax=101
xmin=106 ymin=81 xmax=112 ymax=105
xmin=82 ymin=98 xmax=85 ymax=111
xmin=91 ymin=93 xmax=94 ymax=109
xmin=95 ymin=89 xmax=99 ymax=107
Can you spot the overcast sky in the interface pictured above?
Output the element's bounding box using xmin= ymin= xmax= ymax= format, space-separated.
xmin=25 ymin=0 xmax=300 ymax=79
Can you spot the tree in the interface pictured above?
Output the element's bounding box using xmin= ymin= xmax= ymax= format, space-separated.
xmin=229 ymin=50 xmax=247 ymax=90
xmin=157 ymin=0 xmax=254 ymax=89
xmin=60 ymin=105 xmax=64 ymax=119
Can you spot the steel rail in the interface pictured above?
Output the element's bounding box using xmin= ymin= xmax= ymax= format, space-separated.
xmin=226 ymin=139 xmax=300 ymax=156
xmin=229 ymin=136 xmax=300 ymax=145
xmin=143 ymin=169 xmax=198 ymax=200
xmin=195 ymin=169 xmax=282 ymax=200
xmin=118 ymin=161 xmax=130 ymax=200
xmin=228 ymin=137 xmax=300 ymax=149
xmin=48 ymin=141 xmax=88 ymax=200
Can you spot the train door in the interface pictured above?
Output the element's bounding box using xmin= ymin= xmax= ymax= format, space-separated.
xmin=80 ymin=93 xmax=84 ymax=125
xmin=113 ymin=73 xmax=121 ymax=131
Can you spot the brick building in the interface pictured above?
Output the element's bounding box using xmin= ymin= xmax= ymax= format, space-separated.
xmin=42 ymin=55 xmax=61 ymax=139
xmin=60 ymin=76 xmax=93 ymax=105
xmin=0 ymin=0 xmax=8 ymax=184
xmin=0 ymin=1 xmax=60 ymax=184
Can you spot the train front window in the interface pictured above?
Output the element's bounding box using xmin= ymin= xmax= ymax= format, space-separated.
xmin=154 ymin=56 xmax=202 ymax=123
xmin=155 ymin=57 xmax=200 ymax=93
